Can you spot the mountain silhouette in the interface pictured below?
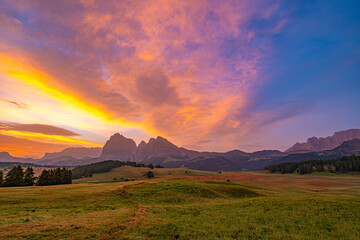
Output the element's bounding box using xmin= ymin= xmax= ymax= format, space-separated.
xmin=42 ymin=147 xmax=102 ymax=160
xmin=1 ymin=129 xmax=360 ymax=171
xmin=286 ymin=129 xmax=360 ymax=153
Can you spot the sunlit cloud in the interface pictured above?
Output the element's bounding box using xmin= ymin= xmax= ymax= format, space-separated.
xmin=0 ymin=130 xmax=100 ymax=146
xmin=3 ymin=0 xmax=343 ymax=156
xmin=0 ymin=122 xmax=79 ymax=136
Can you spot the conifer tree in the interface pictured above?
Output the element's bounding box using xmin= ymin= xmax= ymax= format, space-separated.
xmin=54 ymin=168 xmax=63 ymax=184
xmin=49 ymin=169 xmax=55 ymax=185
xmin=5 ymin=165 xmax=24 ymax=186
xmin=63 ymin=168 xmax=72 ymax=184
xmin=0 ymin=170 xmax=3 ymax=185
xmin=24 ymin=167 xmax=35 ymax=186
xmin=37 ymin=170 xmax=50 ymax=186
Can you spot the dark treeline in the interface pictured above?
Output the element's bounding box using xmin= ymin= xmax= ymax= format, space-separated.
xmin=0 ymin=166 xmax=35 ymax=187
xmin=72 ymin=160 xmax=163 ymax=179
xmin=0 ymin=162 xmax=56 ymax=169
xmin=266 ymin=155 xmax=360 ymax=174
xmin=0 ymin=165 xmax=72 ymax=187
xmin=0 ymin=170 xmax=3 ymax=185
xmin=37 ymin=168 xmax=72 ymax=186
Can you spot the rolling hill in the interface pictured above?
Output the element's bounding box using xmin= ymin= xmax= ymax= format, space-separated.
xmin=73 ymin=165 xmax=218 ymax=183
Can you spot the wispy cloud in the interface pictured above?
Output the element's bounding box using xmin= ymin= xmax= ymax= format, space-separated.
xmin=0 ymin=122 xmax=79 ymax=136
xmin=0 ymin=98 xmax=28 ymax=109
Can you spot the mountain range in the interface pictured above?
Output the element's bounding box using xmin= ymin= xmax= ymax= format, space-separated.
xmin=274 ymin=138 xmax=360 ymax=164
xmin=42 ymin=147 xmax=102 ymax=160
xmin=285 ymin=129 xmax=360 ymax=152
xmin=1 ymin=129 xmax=360 ymax=171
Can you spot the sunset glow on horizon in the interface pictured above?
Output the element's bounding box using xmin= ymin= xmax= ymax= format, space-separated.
xmin=0 ymin=0 xmax=359 ymax=157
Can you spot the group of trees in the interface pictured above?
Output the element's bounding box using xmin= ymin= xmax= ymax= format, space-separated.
xmin=0 ymin=166 xmax=72 ymax=187
xmin=37 ymin=168 xmax=72 ymax=186
xmin=72 ymin=160 xmax=163 ymax=179
xmin=146 ymin=171 xmax=155 ymax=178
xmin=0 ymin=166 xmax=35 ymax=187
xmin=266 ymin=155 xmax=360 ymax=174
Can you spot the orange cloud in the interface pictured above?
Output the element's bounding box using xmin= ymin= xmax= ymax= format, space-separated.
xmin=0 ymin=122 xmax=79 ymax=136
xmin=0 ymin=0 xmax=289 ymax=154
xmin=0 ymin=130 xmax=100 ymax=147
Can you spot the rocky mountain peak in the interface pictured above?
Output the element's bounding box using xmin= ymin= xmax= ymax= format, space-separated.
xmin=333 ymin=138 xmax=360 ymax=151
xmin=286 ymin=129 xmax=360 ymax=153
xmin=138 ymin=140 xmax=146 ymax=148
xmin=0 ymin=151 xmax=11 ymax=157
xmin=0 ymin=151 xmax=15 ymax=161
xmin=135 ymin=136 xmax=183 ymax=161
xmin=100 ymin=133 xmax=137 ymax=160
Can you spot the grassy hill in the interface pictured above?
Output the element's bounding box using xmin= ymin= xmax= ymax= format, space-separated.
xmin=74 ymin=165 xmax=219 ymax=183
xmin=1 ymin=167 xmax=360 ymax=239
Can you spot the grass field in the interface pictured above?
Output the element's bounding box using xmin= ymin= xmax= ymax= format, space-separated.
xmin=1 ymin=167 xmax=360 ymax=239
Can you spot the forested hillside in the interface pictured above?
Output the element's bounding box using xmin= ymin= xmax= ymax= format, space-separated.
xmin=72 ymin=160 xmax=162 ymax=179
xmin=266 ymin=155 xmax=360 ymax=174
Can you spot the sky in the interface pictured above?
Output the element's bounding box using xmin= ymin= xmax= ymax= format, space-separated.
xmin=0 ymin=0 xmax=359 ymax=158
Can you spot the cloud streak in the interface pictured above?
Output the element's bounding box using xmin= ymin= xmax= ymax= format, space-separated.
xmin=0 ymin=122 xmax=79 ymax=136
xmin=0 ymin=98 xmax=28 ymax=109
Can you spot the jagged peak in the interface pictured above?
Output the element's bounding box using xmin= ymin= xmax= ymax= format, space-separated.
xmin=156 ymin=136 xmax=172 ymax=143
xmin=146 ymin=136 xmax=171 ymax=144
xmin=334 ymin=128 xmax=360 ymax=135
xmin=109 ymin=133 xmax=125 ymax=139
xmin=286 ymin=129 xmax=360 ymax=152
xmin=138 ymin=140 xmax=147 ymax=148
xmin=0 ymin=151 xmax=11 ymax=156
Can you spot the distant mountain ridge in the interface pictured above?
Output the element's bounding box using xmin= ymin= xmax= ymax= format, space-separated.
xmin=286 ymin=129 xmax=360 ymax=153
xmin=99 ymin=133 xmax=288 ymax=171
xmin=0 ymin=151 xmax=34 ymax=163
xmin=1 ymin=129 xmax=360 ymax=171
xmin=0 ymin=151 xmax=14 ymax=161
xmin=43 ymin=147 xmax=102 ymax=160
xmin=271 ymin=139 xmax=360 ymax=165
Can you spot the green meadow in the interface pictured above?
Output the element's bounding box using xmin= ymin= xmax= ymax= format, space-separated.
xmin=1 ymin=167 xmax=360 ymax=239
